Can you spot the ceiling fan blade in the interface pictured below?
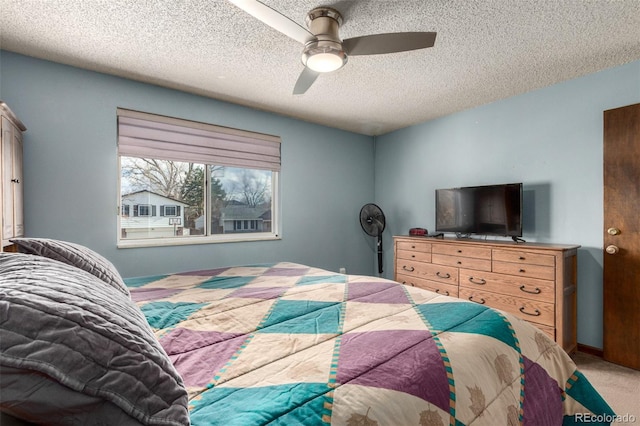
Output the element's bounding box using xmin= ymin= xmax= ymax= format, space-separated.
xmin=293 ymin=67 xmax=320 ymax=95
xmin=343 ymin=32 xmax=437 ymax=56
xmin=228 ymin=0 xmax=315 ymax=44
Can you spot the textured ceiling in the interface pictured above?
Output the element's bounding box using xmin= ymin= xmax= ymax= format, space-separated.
xmin=1 ymin=0 xmax=640 ymax=135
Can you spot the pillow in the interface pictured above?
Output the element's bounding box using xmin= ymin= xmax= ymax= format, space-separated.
xmin=0 ymin=253 xmax=190 ymax=426
xmin=10 ymin=237 xmax=129 ymax=297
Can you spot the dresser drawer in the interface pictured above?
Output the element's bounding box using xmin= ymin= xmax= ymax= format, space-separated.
xmin=432 ymin=244 xmax=491 ymax=259
xmin=459 ymin=288 xmax=555 ymax=327
xmin=459 ymin=269 xmax=555 ymax=303
xmin=492 ymin=249 xmax=555 ymax=267
xmin=492 ymin=260 xmax=555 ymax=281
xmin=396 ymin=240 xmax=431 ymax=253
xmin=396 ymin=259 xmax=459 ymax=285
xmin=397 ymin=248 xmax=432 ymax=263
xmin=432 ymin=254 xmax=491 ymax=271
xmin=396 ymin=273 xmax=459 ymax=297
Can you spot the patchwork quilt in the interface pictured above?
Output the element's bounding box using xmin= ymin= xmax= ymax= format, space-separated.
xmin=126 ymin=262 xmax=614 ymax=426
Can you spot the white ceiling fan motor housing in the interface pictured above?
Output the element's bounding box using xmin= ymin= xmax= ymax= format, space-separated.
xmin=301 ymin=7 xmax=347 ymax=72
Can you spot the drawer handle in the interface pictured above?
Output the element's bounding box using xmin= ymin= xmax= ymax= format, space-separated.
xmin=519 ymin=256 xmax=526 ymax=260
xmin=469 ymin=277 xmax=486 ymax=285
xmin=436 ymin=272 xmax=451 ymax=279
xmin=402 ymin=265 xmax=415 ymax=272
xmin=519 ymin=306 xmax=541 ymax=316
xmin=519 ymin=285 xmax=541 ymax=294
xmin=519 ymin=269 xmax=526 ymax=273
xmin=468 ymin=296 xmax=486 ymax=304
xmin=457 ymin=249 xmax=463 ymax=253
xmin=411 ymin=254 xmax=416 ymax=258
xmin=436 ymin=289 xmax=450 ymax=296
xmin=457 ymin=261 xmax=462 ymax=265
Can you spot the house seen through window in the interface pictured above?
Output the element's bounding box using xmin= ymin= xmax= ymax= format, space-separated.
xmin=117 ymin=109 xmax=280 ymax=247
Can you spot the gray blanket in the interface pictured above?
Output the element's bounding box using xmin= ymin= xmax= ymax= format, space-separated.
xmin=0 ymin=253 xmax=189 ymax=425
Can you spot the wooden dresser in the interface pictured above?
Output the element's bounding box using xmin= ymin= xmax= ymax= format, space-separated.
xmin=393 ymin=236 xmax=579 ymax=353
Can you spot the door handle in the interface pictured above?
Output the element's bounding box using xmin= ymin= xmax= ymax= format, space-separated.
xmin=607 ymin=227 xmax=621 ymax=236
xmin=607 ymin=228 xmax=620 ymax=235
xmin=605 ymin=245 xmax=619 ymax=255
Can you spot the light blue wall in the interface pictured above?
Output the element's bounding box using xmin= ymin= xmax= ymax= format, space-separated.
xmin=374 ymin=60 xmax=640 ymax=348
xmin=0 ymin=51 xmax=376 ymax=278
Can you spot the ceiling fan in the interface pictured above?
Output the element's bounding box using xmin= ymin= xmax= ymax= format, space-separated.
xmin=228 ymin=0 xmax=437 ymax=94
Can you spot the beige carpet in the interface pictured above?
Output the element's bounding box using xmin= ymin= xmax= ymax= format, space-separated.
xmin=572 ymin=352 xmax=640 ymax=421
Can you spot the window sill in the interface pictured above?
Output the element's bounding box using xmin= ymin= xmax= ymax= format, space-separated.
xmin=117 ymin=233 xmax=281 ymax=249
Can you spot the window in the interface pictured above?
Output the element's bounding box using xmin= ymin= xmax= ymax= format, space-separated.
xmin=233 ymin=219 xmax=259 ymax=231
xmin=160 ymin=205 xmax=180 ymax=217
xmin=117 ymin=109 xmax=280 ymax=247
xmin=136 ymin=204 xmax=153 ymax=217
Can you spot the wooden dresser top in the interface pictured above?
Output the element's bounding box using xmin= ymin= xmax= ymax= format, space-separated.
xmin=393 ymin=235 xmax=580 ymax=252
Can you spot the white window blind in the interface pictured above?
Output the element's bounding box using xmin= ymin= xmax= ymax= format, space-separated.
xmin=117 ymin=108 xmax=281 ymax=171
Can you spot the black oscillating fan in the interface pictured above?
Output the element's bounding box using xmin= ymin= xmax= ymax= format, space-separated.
xmin=359 ymin=203 xmax=386 ymax=274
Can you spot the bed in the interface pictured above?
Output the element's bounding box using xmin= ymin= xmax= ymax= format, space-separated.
xmin=1 ymin=238 xmax=615 ymax=425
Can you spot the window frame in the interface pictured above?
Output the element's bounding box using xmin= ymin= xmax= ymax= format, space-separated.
xmin=116 ymin=110 xmax=281 ymax=249
xmin=160 ymin=205 xmax=180 ymax=217
xmin=136 ymin=204 xmax=152 ymax=217
xmin=117 ymin=161 xmax=280 ymax=248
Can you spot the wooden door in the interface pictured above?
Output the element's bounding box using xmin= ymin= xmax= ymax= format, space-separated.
xmin=603 ymin=103 xmax=640 ymax=370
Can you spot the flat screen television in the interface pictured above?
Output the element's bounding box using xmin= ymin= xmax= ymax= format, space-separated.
xmin=435 ymin=183 xmax=523 ymax=237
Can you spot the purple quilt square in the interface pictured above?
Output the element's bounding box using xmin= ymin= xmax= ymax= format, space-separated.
xmin=160 ymin=328 xmax=247 ymax=388
xmin=521 ymin=356 xmax=563 ymax=425
xmin=227 ymin=286 xmax=286 ymax=300
xmin=337 ymin=330 xmax=450 ymax=412
xmin=348 ymin=281 xmax=411 ymax=304
xmin=177 ymin=267 xmax=230 ymax=277
xmin=130 ymin=287 xmax=183 ymax=303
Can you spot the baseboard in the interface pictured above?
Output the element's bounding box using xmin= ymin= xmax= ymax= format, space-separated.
xmin=577 ymin=343 xmax=604 ymax=357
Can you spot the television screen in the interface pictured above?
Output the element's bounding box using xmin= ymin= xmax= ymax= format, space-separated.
xmin=435 ymin=183 xmax=522 ymax=237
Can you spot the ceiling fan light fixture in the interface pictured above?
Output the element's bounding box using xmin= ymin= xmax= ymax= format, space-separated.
xmin=302 ymin=7 xmax=346 ymax=73
xmin=302 ymin=43 xmax=347 ymax=73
